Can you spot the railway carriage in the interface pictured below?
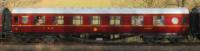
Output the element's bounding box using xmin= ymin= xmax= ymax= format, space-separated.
xmin=9 ymin=8 xmax=189 ymax=42
xmin=11 ymin=8 xmax=189 ymax=33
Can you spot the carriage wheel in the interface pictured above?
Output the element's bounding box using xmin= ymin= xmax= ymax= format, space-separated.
xmin=42 ymin=35 xmax=58 ymax=44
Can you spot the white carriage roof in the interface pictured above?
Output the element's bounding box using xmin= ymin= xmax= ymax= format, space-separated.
xmin=12 ymin=8 xmax=189 ymax=14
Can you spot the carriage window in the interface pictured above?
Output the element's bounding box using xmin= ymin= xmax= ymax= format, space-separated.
xmin=73 ymin=16 xmax=83 ymax=25
xmin=131 ymin=16 xmax=144 ymax=26
xmin=53 ymin=16 xmax=64 ymax=25
xmin=182 ymin=17 xmax=186 ymax=24
xmin=153 ymin=16 xmax=164 ymax=26
xmin=91 ymin=16 xmax=100 ymax=25
xmin=110 ymin=16 xmax=121 ymax=25
xmin=22 ymin=16 xmax=28 ymax=24
xmin=14 ymin=16 xmax=19 ymax=24
xmin=34 ymin=16 xmax=45 ymax=25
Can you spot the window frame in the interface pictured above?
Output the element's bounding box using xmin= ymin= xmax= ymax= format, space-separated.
xmin=110 ymin=16 xmax=121 ymax=25
xmin=153 ymin=16 xmax=165 ymax=26
xmin=53 ymin=16 xmax=64 ymax=25
xmin=72 ymin=16 xmax=83 ymax=25
xmin=14 ymin=16 xmax=19 ymax=24
xmin=131 ymin=16 xmax=144 ymax=26
xmin=182 ymin=16 xmax=187 ymax=25
xmin=34 ymin=16 xmax=46 ymax=25
xmin=91 ymin=16 xmax=101 ymax=25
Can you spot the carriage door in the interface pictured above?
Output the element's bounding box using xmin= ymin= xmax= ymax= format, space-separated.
xmin=2 ymin=8 xmax=12 ymax=33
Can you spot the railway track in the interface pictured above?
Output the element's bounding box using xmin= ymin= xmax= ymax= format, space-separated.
xmin=1 ymin=35 xmax=200 ymax=45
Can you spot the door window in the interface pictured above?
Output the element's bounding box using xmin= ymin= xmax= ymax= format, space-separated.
xmin=14 ymin=16 xmax=19 ymax=24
